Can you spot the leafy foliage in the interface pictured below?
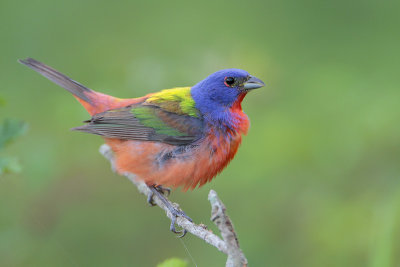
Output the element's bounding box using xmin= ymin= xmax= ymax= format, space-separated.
xmin=0 ymin=118 xmax=27 ymax=175
xmin=0 ymin=119 xmax=27 ymax=150
xmin=157 ymin=258 xmax=188 ymax=267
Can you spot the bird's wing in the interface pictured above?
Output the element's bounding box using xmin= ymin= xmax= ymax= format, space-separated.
xmin=144 ymin=87 xmax=199 ymax=117
xmin=72 ymin=102 xmax=204 ymax=146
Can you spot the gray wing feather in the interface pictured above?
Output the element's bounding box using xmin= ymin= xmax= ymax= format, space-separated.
xmin=72 ymin=106 xmax=204 ymax=146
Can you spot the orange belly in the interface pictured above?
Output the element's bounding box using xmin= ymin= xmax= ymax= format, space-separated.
xmin=105 ymin=132 xmax=242 ymax=190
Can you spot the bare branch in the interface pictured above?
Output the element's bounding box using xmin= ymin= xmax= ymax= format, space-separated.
xmin=99 ymin=144 xmax=247 ymax=266
xmin=209 ymin=190 xmax=248 ymax=267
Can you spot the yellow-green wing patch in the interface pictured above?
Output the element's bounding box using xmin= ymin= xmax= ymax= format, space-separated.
xmin=146 ymin=87 xmax=198 ymax=117
xmin=131 ymin=106 xmax=187 ymax=136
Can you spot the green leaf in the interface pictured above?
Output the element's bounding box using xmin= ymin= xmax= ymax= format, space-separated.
xmin=0 ymin=156 xmax=22 ymax=175
xmin=0 ymin=118 xmax=27 ymax=175
xmin=0 ymin=119 xmax=28 ymax=150
xmin=157 ymin=258 xmax=188 ymax=267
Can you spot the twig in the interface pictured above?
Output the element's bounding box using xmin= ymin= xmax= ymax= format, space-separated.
xmin=209 ymin=190 xmax=248 ymax=266
xmin=99 ymin=144 xmax=248 ymax=267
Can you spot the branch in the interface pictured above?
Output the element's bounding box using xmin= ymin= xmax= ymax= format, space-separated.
xmin=209 ymin=190 xmax=248 ymax=266
xmin=99 ymin=144 xmax=248 ymax=266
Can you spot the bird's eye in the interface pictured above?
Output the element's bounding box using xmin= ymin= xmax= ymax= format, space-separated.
xmin=224 ymin=77 xmax=235 ymax=87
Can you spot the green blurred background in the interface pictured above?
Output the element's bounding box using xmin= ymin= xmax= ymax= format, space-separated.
xmin=1 ymin=0 xmax=400 ymax=266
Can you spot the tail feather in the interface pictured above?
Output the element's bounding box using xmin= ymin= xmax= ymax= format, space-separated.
xmin=19 ymin=58 xmax=150 ymax=116
xmin=18 ymin=58 xmax=94 ymax=105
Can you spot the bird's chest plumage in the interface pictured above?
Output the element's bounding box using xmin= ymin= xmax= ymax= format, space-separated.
xmin=106 ymin=122 xmax=246 ymax=190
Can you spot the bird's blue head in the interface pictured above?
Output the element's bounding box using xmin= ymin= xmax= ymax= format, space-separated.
xmin=191 ymin=68 xmax=265 ymax=119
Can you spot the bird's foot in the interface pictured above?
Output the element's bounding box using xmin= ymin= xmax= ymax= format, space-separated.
xmin=168 ymin=205 xmax=192 ymax=238
xmin=147 ymin=185 xmax=171 ymax=206
xmin=148 ymin=185 xmax=192 ymax=237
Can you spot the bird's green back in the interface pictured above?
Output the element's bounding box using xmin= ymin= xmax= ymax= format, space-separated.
xmin=146 ymin=87 xmax=199 ymax=118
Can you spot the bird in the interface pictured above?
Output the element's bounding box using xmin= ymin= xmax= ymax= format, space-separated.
xmin=19 ymin=58 xmax=265 ymax=236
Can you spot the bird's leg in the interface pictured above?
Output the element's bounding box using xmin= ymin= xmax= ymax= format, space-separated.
xmin=148 ymin=185 xmax=192 ymax=237
xmin=147 ymin=191 xmax=157 ymax=207
xmin=147 ymin=185 xmax=171 ymax=206
xmin=157 ymin=185 xmax=171 ymax=197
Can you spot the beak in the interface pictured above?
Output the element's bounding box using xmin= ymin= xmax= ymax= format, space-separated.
xmin=243 ymin=75 xmax=265 ymax=90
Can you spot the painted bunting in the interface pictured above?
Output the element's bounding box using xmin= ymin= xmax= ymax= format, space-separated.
xmin=19 ymin=58 xmax=264 ymax=235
